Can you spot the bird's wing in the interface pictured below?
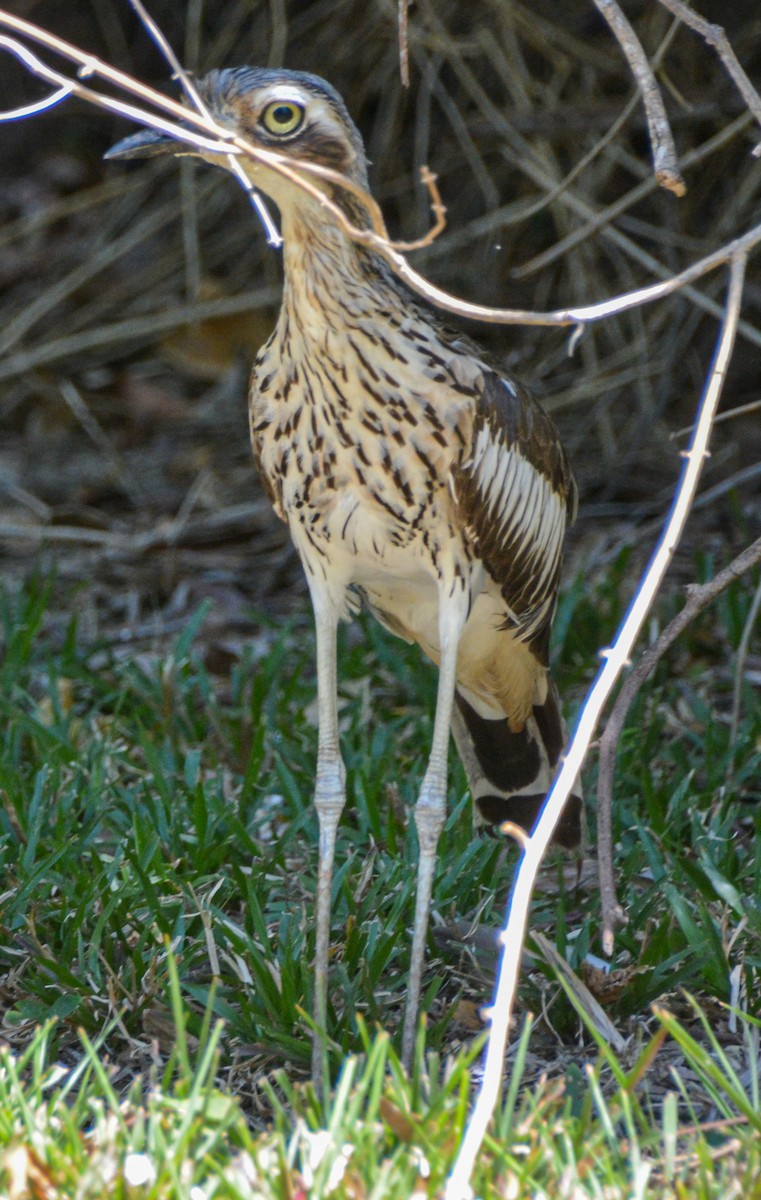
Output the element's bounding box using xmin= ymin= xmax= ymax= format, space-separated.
xmin=451 ymin=368 xmax=576 ymax=661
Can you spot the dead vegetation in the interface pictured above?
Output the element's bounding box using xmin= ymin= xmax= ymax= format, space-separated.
xmin=2 ymin=1 xmax=759 ymax=639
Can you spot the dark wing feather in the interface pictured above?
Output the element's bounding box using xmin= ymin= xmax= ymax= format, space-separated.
xmin=452 ymin=369 xmax=576 ymax=661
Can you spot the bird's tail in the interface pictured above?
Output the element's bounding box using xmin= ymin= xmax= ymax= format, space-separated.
xmin=451 ymin=679 xmax=582 ymax=847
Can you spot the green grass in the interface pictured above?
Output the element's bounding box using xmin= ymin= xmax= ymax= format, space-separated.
xmin=1 ymin=559 xmax=760 ymax=1195
xmin=2 ymin=986 xmax=761 ymax=1197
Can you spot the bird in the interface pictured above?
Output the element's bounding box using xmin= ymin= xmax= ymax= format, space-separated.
xmin=106 ymin=66 xmax=582 ymax=1083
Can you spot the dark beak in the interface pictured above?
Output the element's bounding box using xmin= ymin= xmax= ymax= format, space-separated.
xmin=104 ymin=126 xmax=181 ymax=161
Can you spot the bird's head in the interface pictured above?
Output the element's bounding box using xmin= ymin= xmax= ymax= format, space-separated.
xmin=106 ymin=67 xmax=370 ymax=215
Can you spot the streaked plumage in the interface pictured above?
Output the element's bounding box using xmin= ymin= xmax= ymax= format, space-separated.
xmin=107 ymin=66 xmax=582 ymax=1081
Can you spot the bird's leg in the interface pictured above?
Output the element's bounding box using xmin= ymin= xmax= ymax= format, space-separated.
xmin=401 ymin=583 xmax=469 ymax=1070
xmin=309 ymin=587 xmax=346 ymax=1089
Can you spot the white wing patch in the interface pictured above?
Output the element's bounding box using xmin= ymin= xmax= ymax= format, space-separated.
xmin=456 ymin=422 xmax=567 ymax=641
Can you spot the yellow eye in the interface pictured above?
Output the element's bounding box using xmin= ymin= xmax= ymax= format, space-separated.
xmin=260 ymin=101 xmax=305 ymax=136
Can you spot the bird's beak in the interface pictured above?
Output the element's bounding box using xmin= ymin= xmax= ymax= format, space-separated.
xmin=104 ymin=126 xmax=181 ymax=161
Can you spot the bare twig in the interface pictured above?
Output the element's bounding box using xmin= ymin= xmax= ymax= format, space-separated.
xmin=0 ymin=18 xmax=436 ymax=253
xmin=0 ymin=500 xmax=274 ymax=555
xmin=401 ymin=20 xmax=761 ymax=343
xmin=656 ymin=0 xmax=761 ymax=147
xmin=0 ymin=27 xmax=241 ymax=155
xmin=59 ymin=380 xmax=147 ymax=508
xmin=397 ymin=167 xmax=447 ymax=249
xmin=492 ymin=14 xmax=683 ymax=226
xmin=3 ymin=10 xmax=761 ymax=336
xmin=591 ymin=0 xmax=685 ymax=195
xmin=398 ymin=0 xmax=410 ymax=88
xmin=672 ymin=396 xmax=761 ymax=439
xmin=497 ymin=127 xmax=761 ymax=351
xmin=0 ymin=286 xmax=281 ymax=382
xmin=597 ymin=534 xmax=761 ymax=950
xmin=729 ymin=563 xmax=761 ymax=749
xmin=127 ymin=0 xmax=283 ymax=246
xmin=0 ymin=76 xmax=73 ymax=118
xmin=446 ymin=253 xmax=747 ymax=1200
xmin=179 ymin=0 xmax=204 ymax=302
xmin=511 ymin=111 xmax=752 ymax=279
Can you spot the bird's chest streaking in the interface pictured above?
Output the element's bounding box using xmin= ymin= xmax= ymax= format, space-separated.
xmin=249 ymin=283 xmax=480 ymax=590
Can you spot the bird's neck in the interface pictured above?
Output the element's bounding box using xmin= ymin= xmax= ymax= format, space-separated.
xmin=278 ymin=199 xmax=402 ymax=333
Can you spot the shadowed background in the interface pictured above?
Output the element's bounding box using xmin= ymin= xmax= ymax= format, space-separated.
xmin=2 ymin=0 xmax=759 ymax=637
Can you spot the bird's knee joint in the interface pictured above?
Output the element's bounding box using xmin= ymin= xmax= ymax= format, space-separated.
xmin=315 ymin=754 xmax=345 ymax=791
xmin=414 ymin=792 xmax=446 ymax=851
xmin=314 ymin=786 xmax=345 ymax=823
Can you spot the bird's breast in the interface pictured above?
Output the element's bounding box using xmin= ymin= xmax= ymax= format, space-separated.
xmin=249 ymin=328 xmax=476 ymax=576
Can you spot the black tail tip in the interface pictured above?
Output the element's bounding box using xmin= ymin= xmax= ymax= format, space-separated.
xmin=476 ymin=791 xmax=582 ymax=848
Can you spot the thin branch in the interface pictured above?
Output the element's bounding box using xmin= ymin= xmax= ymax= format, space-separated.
xmin=591 ymin=0 xmax=685 ymax=195
xmin=0 ymin=286 xmax=281 ymax=382
xmin=395 ymin=167 xmax=447 ymax=249
xmin=149 ymin=0 xmax=205 ymax=300
xmin=511 ymin=111 xmax=751 ymax=280
xmin=0 ymin=500 xmax=274 ymax=555
xmin=672 ymin=396 xmax=761 ymax=439
xmin=498 ymin=141 xmax=761 ymax=352
xmin=398 ymin=0 xmax=410 ymax=88
xmin=3 ymin=12 xmax=761 ymax=335
xmin=0 ymin=77 xmax=73 ymax=119
xmin=0 ymin=17 xmax=430 ymax=250
xmin=0 ymin=12 xmax=250 ymax=141
xmin=500 ymin=14 xmax=684 ymax=226
xmin=655 ymin=0 xmax=761 ymax=147
xmin=597 ymin=534 xmax=761 ymax=953
xmin=729 ymin=562 xmax=761 ymax=749
xmin=127 ymin=0 xmax=282 ymax=246
xmin=0 ymin=33 xmax=242 ymax=155
xmin=445 ymin=253 xmax=747 ymax=1200
xmin=404 ymin=20 xmax=761 ymax=342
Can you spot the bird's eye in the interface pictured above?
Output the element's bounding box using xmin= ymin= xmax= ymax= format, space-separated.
xmin=260 ymin=101 xmax=305 ymax=136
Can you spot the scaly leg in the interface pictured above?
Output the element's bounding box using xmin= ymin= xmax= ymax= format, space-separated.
xmin=309 ymin=588 xmax=346 ymax=1088
xmin=401 ymin=583 xmax=469 ymax=1069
